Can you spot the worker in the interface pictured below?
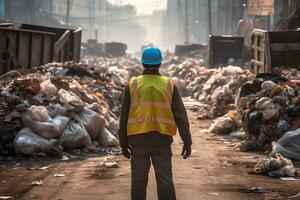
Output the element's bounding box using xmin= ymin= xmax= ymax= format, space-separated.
xmin=118 ymin=45 xmax=192 ymax=200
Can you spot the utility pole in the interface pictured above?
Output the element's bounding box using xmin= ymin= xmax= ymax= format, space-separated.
xmin=207 ymin=0 xmax=212 ymax=35
xmin=4 ymin=0 xmax=11 ymax=20
xmin=184 ymin=0 xmax=189 ymax=43
xmin=66 ymin=0 xmax=70 ymax=27
xmin=89 ymin=0 xmax=92 ymax=39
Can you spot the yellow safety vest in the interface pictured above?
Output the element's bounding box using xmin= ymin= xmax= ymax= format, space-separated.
xmin=127 ymin=75 xmax=177 ymax=136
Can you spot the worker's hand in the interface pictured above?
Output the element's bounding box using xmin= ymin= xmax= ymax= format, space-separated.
xmin=122 ymin=147 xmax=131 ymax=159
xmin=181 ymin=145 xmax=191 ymax=159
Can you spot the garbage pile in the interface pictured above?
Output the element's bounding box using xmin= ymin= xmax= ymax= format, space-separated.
xmin=162 ymin=57 xmax=254 ymax=118
xmin=236 ymin=73 xmax=300 ymax=152
xmin=0 ymin=59 xmax=141 ymax=157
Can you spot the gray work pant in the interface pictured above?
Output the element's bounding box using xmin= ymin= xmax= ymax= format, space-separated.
xmin=130 ymin=145 xmax=176 ymax=200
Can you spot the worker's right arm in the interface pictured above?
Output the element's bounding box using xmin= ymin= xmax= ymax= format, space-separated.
xmin=171 ymin=86 xmax=192 ymax=146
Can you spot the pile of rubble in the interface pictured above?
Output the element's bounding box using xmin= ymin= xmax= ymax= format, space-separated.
xmin=162 ymin=57 xmax=254 ymax=118
xmin=0 ymin=58 xmax=141 ymax=157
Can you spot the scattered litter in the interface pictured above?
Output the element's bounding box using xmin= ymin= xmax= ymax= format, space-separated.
xmin=31 ymin=180 xmax=43 ymax=186
xmin=54 ymin=174 xmax=65 ymax=177
xmin=280 ymin=177 xmax=298 ymax=181
xmin=61 ymin=155 xmax=70 ymax=161
xmin=208 ymin=192 xmax=219 ymax=196
xmin=0 ymin=196 xmax=13 ymax=200
xmin=104 ymin=161 xmax=119 ymax=168
xmin=247 ymin=187 xmax=263 ymax=193
xmin=39 ymin=166 xmax=49 ymax=170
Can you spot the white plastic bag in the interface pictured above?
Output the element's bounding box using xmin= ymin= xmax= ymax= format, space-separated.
xmin=22 ymin=106 xmax=70 ymax=139
xmin=59 ymin=121 xmax=92 ymax=149
xmin=73 ymin=108 xmax=105 ymax=140
xmin=98 ymin=127 xmax=119 ymax=147
xmin=14 ymin=128 xmax=57 ymax=155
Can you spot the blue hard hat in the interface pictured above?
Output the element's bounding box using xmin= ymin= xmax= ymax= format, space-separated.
xmin=141 ymin=46 xmax=162 ymax=65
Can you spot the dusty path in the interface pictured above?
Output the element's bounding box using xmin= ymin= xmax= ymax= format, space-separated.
xmin=1 ymin=109 xmax=300 ymax=200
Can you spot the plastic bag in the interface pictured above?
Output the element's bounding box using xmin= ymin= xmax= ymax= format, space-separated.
xmin=14 ymin=128 xmax=57 ymax=155
xmin=58 ymin=89 xmax=84 ymax=112
xmin=271 ymin=128 xmax=300 ymax=160
xmin=47 ymin=103 xmax=68 ymax=117
xmin=23 ymin=106 xmax=70 ymax=139
xmin=40 ymin=79 xmax=57 ymax=97
xmin=208 ymin=114 xmax=236 ymax=135
xmin=97 ymin=127 xmax=119 ymax=147
xmin=108 ymin=117 xmax=119 ymax=136
xmin=73 ymin=108 xmax=105 ymax=140
xmin=229 ymin=131 xmax=246 ymax=139
xmin=25 ymin=105 xmax=50 ymax=122
xmin=59 ymin=121 xmax=92 ymax=149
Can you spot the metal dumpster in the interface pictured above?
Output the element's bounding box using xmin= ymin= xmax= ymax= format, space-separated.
xmin=208 ymin=35 xmax=244 ymax=68
xmin=20 ymin=24 xmax=82 ymax=62
xmin=0 ymin=27 xmax=55 ymax=74
xmin=251 ymin=29 xmax=300 ymax=73
xmin=0 ymin=24 xmax=82 ymax=75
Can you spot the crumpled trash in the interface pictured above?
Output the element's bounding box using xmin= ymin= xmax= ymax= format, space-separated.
xmin=59 ymin=121 xmax=92 ymax=149
xmin=251 ymin=153 xmax=296 ymax=177
xmin=14 ymin=128 xmax=58 ymax=155
xmin=40 ymin=79 xmax=57 ymax=97
xmin=58 ymin=89 xmax=84 ymax=112
xmin=22 ymin=106 xmax=70 ymax=139
xmin=97 ymin=127 xmax=119 ymax=147
xmin=255 ymin=97 xmax=280 ymax=120
xmin=271 ymin=128 xmax=300 ymax=161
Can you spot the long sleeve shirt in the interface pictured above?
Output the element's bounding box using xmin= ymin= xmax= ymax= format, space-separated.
xmin=118 ymin=68 xmax=192 ymax=148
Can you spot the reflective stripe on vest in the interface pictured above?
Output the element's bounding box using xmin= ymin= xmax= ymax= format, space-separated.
xmin=127 ymin=75 xmax=177 ymax=136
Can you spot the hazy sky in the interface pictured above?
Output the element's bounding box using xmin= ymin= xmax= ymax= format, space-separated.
xmin=108 ymin=0 xmax=167 ymax=15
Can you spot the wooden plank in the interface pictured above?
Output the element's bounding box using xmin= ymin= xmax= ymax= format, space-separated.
xmin=270 ymin=43 xmax=300 ymax=51
xmin=72 ymin=28 xmax=82 ymax=62
xmin=54 ymin=30 xmax=71 ymax=54
xmin=31 ymin=33 xmax=43 ymax=68
xmin=6 ymin=30 xmax=18 ymax=71
xmin=18 ymin=32 xmax=30 ymax=69
xmin=42 ymin=35 xmax=53 ymax=64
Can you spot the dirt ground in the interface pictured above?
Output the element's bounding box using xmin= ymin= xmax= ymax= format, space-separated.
xmin=1 ymin=109 xmax=300 ymax=200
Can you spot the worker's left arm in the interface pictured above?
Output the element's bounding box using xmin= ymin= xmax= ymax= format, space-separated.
xmin=118 ymin=85 xmax=131 ymax=158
